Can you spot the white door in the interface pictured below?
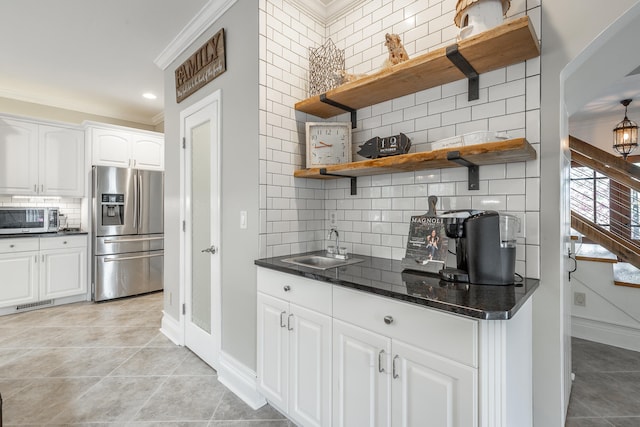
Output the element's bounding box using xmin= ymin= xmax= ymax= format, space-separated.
xmin=333 ymin=319 xmax=392 ymax=427
xmin=289 ymin=303 xmax=332 ymax=427
xmin=391 ymin=339 xmax=477 ymax=427
xmin=182 ymin=91 xmax=222 ymax=369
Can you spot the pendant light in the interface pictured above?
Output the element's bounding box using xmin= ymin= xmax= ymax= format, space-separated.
xmin=612 ymin=99 xmax=638 ymax=160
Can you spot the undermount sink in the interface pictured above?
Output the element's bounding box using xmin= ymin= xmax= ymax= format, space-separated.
xmin=282 ymin=255 xmax=363 ymax=270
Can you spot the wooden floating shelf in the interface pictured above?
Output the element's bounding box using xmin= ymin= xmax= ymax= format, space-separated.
xmin=294 ymin=138 xmax=536 ymax=179
xmin=295 ymin=16 xmax=540 ymax=119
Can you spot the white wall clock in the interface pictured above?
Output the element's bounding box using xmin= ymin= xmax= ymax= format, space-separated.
xmin=305 ymin=122 xmax=352 ymax=168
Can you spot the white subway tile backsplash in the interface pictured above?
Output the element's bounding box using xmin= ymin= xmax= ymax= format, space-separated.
xmin=526 ymin=211 xmax=540 ymax=245
xmin=260 ymin=0 xmax=540 ymax=270
xmin=506 ymin=195 xmax=526 ymax=211
xmin=526 ymin=75 xmax=541 ymax=110
xmin=472 ymin=195 xmax=507 ymax=211
xmin=489 ymin=178 xmax=525 ymax=195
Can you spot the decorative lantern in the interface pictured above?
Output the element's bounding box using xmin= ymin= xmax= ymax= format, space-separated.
xmin=613 ymin=99 xmax=639 ymax=160
xmin=455 ymin=0 xmax=511 ymax=40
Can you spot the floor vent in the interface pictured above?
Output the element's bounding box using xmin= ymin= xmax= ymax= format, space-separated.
xmin=16 ymin=300 xmax=54 ymax=311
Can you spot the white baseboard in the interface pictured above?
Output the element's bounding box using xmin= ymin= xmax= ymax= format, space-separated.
xmin=217 ymin=351 xmax=266 ymax=410
xmin=572 ymin=315 xmax=640 ymax=352
xmin=160 ymin=311 xmax=183 ymax=345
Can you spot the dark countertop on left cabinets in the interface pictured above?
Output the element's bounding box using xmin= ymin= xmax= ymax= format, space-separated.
xmin=0 ymin=230 xmax=88 ymax=239
xmin=255 ymin=250 xmax=539 ymax=320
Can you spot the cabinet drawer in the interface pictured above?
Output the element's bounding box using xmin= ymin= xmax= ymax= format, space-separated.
xmin=0 ymin=238 xmax=39 ymax=253
xmin=257 ymin=267 xmax=332 ymax=315
xmin=333 ymin=286 xmax=478 ymax=367
xmin=40 ymin=235 xmax=87 ymax=250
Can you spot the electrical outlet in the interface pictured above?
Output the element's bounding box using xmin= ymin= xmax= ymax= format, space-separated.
xmin=513 ymin=212 xmax=526 ymax=238
xmin=329 ymin=211 xmax=338 ymax=227
xmin=574 ymin=292 xmax=586 ymax=307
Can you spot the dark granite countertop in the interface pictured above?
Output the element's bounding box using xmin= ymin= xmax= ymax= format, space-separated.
xmin=255 ymin=251 xmax=539 ymax=320
xmin=0 ymin=230 xmax=88 ymax=238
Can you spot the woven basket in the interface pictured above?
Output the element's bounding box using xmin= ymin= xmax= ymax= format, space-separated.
xmin=454 ymin=0 xmax=511 ymax=27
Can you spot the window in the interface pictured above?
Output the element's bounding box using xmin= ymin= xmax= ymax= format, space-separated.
xmin=570 ymin=156 xmax=640 ymax=240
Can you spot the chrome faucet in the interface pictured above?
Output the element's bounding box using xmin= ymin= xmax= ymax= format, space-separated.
xmin=327 ymin=227 xmax=348 ymax=259
xmin=328 ymin=227 xmax=339 ymax=249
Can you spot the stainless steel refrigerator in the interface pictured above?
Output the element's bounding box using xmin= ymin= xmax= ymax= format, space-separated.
xmin=92 ymin=166 xmax=164 ymax=301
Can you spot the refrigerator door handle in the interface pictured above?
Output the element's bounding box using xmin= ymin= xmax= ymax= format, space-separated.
xmin=138 ymin=173 xmax=143 ymax=231
xmin=103 ymin=253 xmax=163 ymax=263
xmin=132 ymin=171 xmax=138 ymax=229
xmin=103 ymin=236 xmax=164 ymax=244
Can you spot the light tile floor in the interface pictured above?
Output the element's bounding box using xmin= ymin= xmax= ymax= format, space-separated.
xmin=0 ymin=292 xmax=292 ymax=426
xmin=566 ymin=337 xmax=640 ymax=427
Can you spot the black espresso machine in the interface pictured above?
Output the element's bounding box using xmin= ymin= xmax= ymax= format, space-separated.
xmin=439 ymin=210 xmax=519 ymax=285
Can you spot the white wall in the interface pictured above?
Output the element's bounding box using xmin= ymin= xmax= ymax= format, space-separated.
xmin=260 ymin=0 xmax=541 ymax=281
xmin=538 ymin=0 xmax=639 ymax=425
xmin=571 ymin=257 xmax=640 ymax=352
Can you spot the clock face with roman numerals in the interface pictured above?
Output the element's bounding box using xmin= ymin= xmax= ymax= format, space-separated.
xmin=305 ymin=122 xmax=352 ymax=168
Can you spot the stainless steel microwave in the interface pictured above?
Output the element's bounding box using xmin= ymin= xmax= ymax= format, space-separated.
xmin=0 ymin=207 xmax=59 ymax=234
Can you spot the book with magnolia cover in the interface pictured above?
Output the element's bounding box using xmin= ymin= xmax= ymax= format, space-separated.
xmin=401 ymin=196 xmax=449 ymax=273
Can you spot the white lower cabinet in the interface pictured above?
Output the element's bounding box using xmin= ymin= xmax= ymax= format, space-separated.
xmin=0 ymin=235 xmax=87 ymax=309
xmin=0 ymin=250 xmax=39 ymax=307
xmin=40 ymin=236 xmax=87 ymax=299
xmin=257 ymin=267 xmax=532 ymax=427
xmin=332 ymin=318 xmax=476 ymax=427
xmin=257 ymin=268 xmax=332 ymax=427
xmin=333 ymin=319 xmax=392 ymax=426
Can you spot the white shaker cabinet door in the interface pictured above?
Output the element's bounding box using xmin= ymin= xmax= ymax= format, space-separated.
xmin=257 ymin=292 xmax=289 ymax=412
xmin=391 ymin=339 xmax=477 ymax=427
xmin=0 ymin=251 xmax=39 ymax=308
xmin=40 ymin=246 xmax=87 ymax=300
xmin=39 ymin=125 xmax=85 ymax=197
xmin=131 ymin=134 xmax=163 ymax=170
xmin=333 ymin=319 xmax=392 ymax=427
xmin=91 ymin=128 xmax=131 ymax=167
xmin=288 ymin=303 xmax=332 ymax=427
xmin=0 ymin=119 xmax=38 ymax=195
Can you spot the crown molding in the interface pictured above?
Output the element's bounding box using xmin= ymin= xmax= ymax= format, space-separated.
xmin=154 ymin=0 xmax=237 ymax=70
xmin=288 ymin=0 xmax=367 ymax=24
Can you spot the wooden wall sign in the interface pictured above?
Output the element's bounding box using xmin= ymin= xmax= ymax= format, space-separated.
xmin=175 ymin=28 xmax=226 ymax=103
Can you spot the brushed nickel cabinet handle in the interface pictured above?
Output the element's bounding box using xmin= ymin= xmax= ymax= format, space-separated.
xmin=280 ymin=311 xmax=287 ymax=328
xmin=384 ymin=315 xmax=394 ymax=325
xmin=378 ymin=349 xmax=386 ymax=373
xmin=393 ymin=355 xmax=400 ymax=379
xmin=283 ymin=285 xmax=291 ymax=292
xmin=287 ymin=314 xmax=294 ymax=331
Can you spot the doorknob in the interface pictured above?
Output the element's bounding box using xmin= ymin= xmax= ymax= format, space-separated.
xmin=201 ymin=245 xmax=217 ymax=254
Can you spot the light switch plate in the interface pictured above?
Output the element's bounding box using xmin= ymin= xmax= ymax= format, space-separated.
xmin=240 ymin=211 xmax=247 ymax=229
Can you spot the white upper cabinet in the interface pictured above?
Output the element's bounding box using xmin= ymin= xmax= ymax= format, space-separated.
xmin=0 ymin=118 xmax=39 ymax=195
xmin=90 ymin=125 xmax=164 ymax=170
xmin=39 ymin=125 xmax=85 ymax=197
xmin=0 ymin=117 xmax=84 ymax=197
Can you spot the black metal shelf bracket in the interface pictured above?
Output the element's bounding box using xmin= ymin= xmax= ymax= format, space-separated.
xmin=319 ymin=168 xmax=358 ymax=195
xmin=319 ymin=94 xmax=357 ymax=129
xmin=447 ymin=151 xmax=480 ymax=190
xmin=446 ymin=44 xmax=479 ymax=101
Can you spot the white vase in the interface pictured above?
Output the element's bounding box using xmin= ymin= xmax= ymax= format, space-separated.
xmin=458 ymin=0 xmax=506 ymax=40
